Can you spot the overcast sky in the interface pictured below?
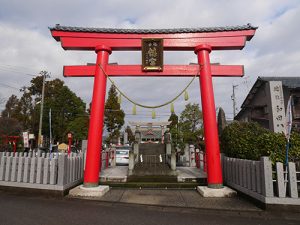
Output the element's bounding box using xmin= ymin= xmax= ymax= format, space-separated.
xmin=0 ymin=0 xmax=299 ymax=126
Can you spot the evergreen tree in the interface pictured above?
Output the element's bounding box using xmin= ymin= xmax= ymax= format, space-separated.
xmin=217 ymin=107 xmax=227 ymax=137
xmin=125 ymin=125 xmax=135 ymax=144
xmin=1 ymin=94 xmax=20 ymax=118
xmin=168 ymin=113 xmax=179 ymax=147
xmin=104 ymin=84 xmax=125 ymax=144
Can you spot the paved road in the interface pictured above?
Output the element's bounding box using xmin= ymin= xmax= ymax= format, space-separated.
xmin=0 ymin=191 xmax=299 ymax=225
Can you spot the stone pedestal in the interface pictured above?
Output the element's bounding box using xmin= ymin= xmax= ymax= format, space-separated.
xmin=184 ymin=144 xmax=190 ymax=166
xmin=166 ymin=143 xmax=171 ymax=155
xmin=171 ymin=152 xmax=176 ymax=171
xmin=197 ymin=186 xmax=237 ymax=197
xmin=69 ymin=185 xmax=109 ymax=197
xmin=189 ymin=145 xmax=196 ymax=167
xmin=128 ymin=151 xmax=135 ymax=175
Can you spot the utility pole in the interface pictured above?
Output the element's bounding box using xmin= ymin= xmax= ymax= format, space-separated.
xmin=38 ymin=71 xmax=48 ymax=148
xmin=49 ymin=108 xmax=52 ymax=154
xmin=231 ymin=84 xmax=238 ymax=119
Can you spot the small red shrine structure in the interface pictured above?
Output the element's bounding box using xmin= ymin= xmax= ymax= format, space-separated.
xmin=50 ymin=24 xmax=257 ymax=188
xmin=2 ymin=135 xmax=19 ymax=153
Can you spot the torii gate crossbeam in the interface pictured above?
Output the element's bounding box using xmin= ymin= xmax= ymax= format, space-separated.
xmin=50 ymin=24 xmax=257 ymax=189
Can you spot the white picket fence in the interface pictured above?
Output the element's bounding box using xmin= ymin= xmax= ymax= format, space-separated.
xmin=222 ymin=155 xmax=300 ymax=205
xmin=0 ymin=152 xmax=84 ymax=191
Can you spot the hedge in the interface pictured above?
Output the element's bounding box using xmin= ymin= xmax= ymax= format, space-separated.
xmin=220 ymin=121 xmax=300 ymax=164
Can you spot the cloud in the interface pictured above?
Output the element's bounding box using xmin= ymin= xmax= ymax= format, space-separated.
xmin=0 ymin=0 xmax=299 ymax=124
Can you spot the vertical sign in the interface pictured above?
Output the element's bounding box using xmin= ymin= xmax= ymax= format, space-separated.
xmin=269 ymin=81 xmax=285 ymax=133
xmin=23 ymin=132 xmax=29 ymax=148
xmin=142 ymin=38 xmax=163 ymax=71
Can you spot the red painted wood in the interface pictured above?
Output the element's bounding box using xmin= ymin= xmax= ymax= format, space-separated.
xmin=51 ymin=26 xmax=256 ymax=189
xmin=52 ymin=29 xmax=256 ymax=41
xmin=195 ymin=44 xmax=223 ymax=187
xmin=63 ymin=64 xmax=244 ymax=77
xmin=60 ymin=36 xmax=246 ymax=51
xmin=83 ymin=46 xmax=111 ymax=186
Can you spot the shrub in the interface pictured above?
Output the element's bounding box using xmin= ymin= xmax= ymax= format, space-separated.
xmin=220 ymin=122 xmax=267 ymax=160
xmin=220 ymin=121 xmax=300 ymax=163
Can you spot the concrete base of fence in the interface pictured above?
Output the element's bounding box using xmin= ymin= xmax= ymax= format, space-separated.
xmin=197 ymin=186 xmax=237 ymax=197
xmin=0 ymin=179 xmax=83 ymax=197
xmin=69 ymin=185 xmax=109 ymax=197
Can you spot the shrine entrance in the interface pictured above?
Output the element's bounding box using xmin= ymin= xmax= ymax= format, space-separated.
xmin=50 ymin=24 xmax=256 ymax=189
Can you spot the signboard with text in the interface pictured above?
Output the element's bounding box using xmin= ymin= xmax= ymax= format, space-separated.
xmin=269 ymin=81 xmax=285 ymax=133
xmin=142 ymin=38 xmax=163 ymax=71
xmin=23 ymin=132 xmax=29 ymax=148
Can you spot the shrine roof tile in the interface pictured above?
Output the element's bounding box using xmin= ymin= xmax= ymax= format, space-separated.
xmin=259 ymin=77 xmax=300 ymax=89
xmin=50 ymin=24 xmax=257 ymax=34
xmin=237 ymin=76 xmax=300 ymax=119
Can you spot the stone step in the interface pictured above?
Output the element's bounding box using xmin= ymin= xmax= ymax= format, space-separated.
xmin=133 ymin=163 xmax=173 ymax=176
xmin=127 ymin=175 xmax=178 ymax=183
xmin=99 ymin=182 xmax=199 ymax=189
xmin=139 ymin=143 xmax=165 ymax=155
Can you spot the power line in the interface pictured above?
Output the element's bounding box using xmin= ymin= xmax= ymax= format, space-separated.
xmin=0 ymin=82 xmax=20 ymax=90
xmin=0 ymin=67 xmax=37 ymax=77
xmin=0 ymin=64 xmax=39 ymax=76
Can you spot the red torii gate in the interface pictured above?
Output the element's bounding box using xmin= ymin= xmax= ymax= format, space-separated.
xmin=50 ymin=24 xmax=256 ymax=188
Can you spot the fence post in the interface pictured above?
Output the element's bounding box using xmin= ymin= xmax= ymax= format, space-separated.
xmin=276 ymin=162 xmax=285 ymax=197
xmin=251 ymin=161 xmax=256 ymax=192
xmin=246 ymin=160 xmax=252 ymax=189
xmin=17 ymin=156 xmax=25 ymax=182
xmin=11 ymin=155 xmax=18 ymax=182
xmin=0 ymin=153 xmax=7 ymax=181
xmin=5 ymin=155 xmax=12 ymax=181
xmin=43 ymin=157 xmax=50 ymax=184
xmin=57 ymin=154 xmax=67 ymax=186
xmin=29 ymin=157 xmax=37 ymax=183
xmin=227 ymin=157 xmax=232 ymax=183
xmin=36 ymin=156 xmax=44 ymax=184
xmin=50 ymin=156 xmax=58 ymax=185
xmin=231 ymin=157 xmax=235 ymax=184
xmin=288 ymin=162 xmax=298 ymax=198
xmin=79 ymin=153 xmax=84 ymax=179
xmin=23 ymin=156 xmax=31 ymax=183
xmin=254 ymin=161 xmax=261 ymax=194
xmin=71 ymin=155 xmax=76 ymax=182
xmin=261 ymin=157 xmax=274 ymax=197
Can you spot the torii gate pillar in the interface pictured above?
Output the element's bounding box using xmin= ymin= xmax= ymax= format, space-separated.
xmin=84 ymin=45 xmax=111 ymax=187
xmin=195 ymin=44 xmax=222 ymax=188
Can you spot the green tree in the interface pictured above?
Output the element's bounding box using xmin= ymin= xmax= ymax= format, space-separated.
xmin=125 ymin=125 xmax=135 ymax=144
xmin=168 ymin=113 xmax=179 ymax=147
xmin=66 ymin=116 xmax=89 ymax=142
xmin=179 ymin=103 xmax=203 ymax=147
xmin=1 ymin=94 xmax=19 ymax=118
xmin=0 ymin=117 xmax=23 ymax=136
xmin=42 ymin=79 xmax=87 ymax=142
xmin=1 ymin=73 xmax=88 ymax=145
xmin=104 ymin=85 xmax=125 ymax=144
xmin=217 ymin=107 xmax=226 ymax=137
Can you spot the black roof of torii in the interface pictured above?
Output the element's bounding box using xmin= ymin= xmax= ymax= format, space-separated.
xmin=50 ymin=23 xmax=257 ymax=34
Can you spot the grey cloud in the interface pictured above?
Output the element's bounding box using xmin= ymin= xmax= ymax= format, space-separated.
xmin=0 ymin=0 xmax=299 ymax=122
